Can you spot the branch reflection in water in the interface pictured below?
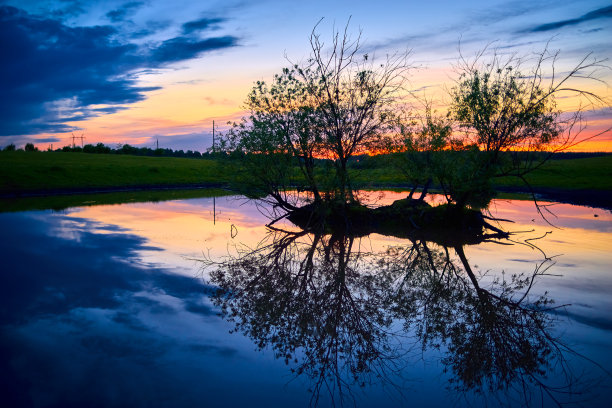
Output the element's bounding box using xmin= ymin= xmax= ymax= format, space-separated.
xmin=202 ymin=224 xmax=590 ymax=407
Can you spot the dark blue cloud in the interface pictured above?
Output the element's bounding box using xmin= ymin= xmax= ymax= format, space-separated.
xmin=39 ymin=0 xmax=88 ymax=19
xmin=0 ymin=5 xmax=239 ymax=137
xmin=129 ymin=19 xmax=172 ymax=39
xmin=182 ymin=17 xmax=225 ymax=34
xmin=150 ymin=35 xmax=238 ymax=63
xmin=106 ymin=1 xmax=144 ymax=23
xmin=0 ymin=6 xmax=154 ymax=136
xmin=32 ymin=137 xmax=61 ymax=143
xmin=523 ymin=5 xmax=612 ymax=33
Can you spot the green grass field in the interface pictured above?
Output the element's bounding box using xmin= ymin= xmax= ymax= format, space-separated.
xmin=349 ymin=155 xmax=612 ymax=191
xmin=0 ymin=151 xmax=233 ymax=194
xmin=495 ymin=156 xmax=612 ymax=191
xmin=1 ymin=151 xmax=610 ymax=197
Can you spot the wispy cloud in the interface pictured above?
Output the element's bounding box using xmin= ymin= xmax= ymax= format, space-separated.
xmin=182 ymin=17 xmax=225 ymax=34
xmin=150 ymin=35 xmax=238 ymax=63
xmin=521 ymin=4 xmax=612 ymax=33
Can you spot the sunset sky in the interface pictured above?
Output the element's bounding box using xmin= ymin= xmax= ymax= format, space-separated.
xmin=1 ymin=0 xmax=611 ymax=152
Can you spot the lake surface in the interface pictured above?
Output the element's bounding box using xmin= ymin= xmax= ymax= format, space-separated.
xmin=1 ymin=192 xmax=611 ymax=407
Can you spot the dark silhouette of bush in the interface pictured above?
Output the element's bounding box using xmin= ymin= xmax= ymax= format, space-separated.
xmin=83 ymin=143 xmax=112 ymax=154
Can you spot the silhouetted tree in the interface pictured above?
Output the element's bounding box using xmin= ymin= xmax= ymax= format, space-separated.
xmin=446 ymin=46 xmax=610 ymax=210
xmin=394 ymin=105 xmax=454 ymax=202
xmin=222 ymin=21 xmax=412 ymax=211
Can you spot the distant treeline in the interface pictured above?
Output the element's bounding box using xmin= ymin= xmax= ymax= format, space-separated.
xmin=2 ymin=142 xmax=212 ymax=158
xmin=2 ymin=142 xmax=610 ymax=162
xmin=348 ymin=151 xmax=612 ymax=170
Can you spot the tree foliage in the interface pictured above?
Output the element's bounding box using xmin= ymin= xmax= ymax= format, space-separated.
xmin=224 ymin=26 xmax=610 ymax=219
xmin=223 ymin=21 xmax=412 ymax=211
xmin=395 ymin=105 xmax=454 ymax=201
xmin=412 ymin=46 xmax=610 ymax=210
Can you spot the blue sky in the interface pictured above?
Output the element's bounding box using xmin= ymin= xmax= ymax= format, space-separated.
xmin=1 ymin=0 xmax=611 ymax=151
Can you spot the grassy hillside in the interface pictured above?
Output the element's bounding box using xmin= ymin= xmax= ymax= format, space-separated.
xmin=0 ymin=151 xmax=233 ymax=194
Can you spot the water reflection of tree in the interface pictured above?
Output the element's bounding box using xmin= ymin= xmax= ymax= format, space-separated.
xmin=206 ymin=229 xmax=579 ymax=407
xmin=209 ymin=229 xmax=399 ymax=405
xmin=383 ymin=242 xmax=573 ymax=407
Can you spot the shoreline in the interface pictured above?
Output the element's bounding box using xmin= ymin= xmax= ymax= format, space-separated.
xmin=0 ymin=182 xmax=230 ymax=199
xmin=1 ymin=183 xmax=611 ymax=212
xmin=495 ymin=186 xmax=612 ymax=211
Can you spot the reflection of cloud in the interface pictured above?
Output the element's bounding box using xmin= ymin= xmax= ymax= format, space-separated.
xmin=184 ymin=299 xmax=216 ymax=316
xmin=81 ymin=334 xmax=165 ymax=359
xmin=522 ymin=5 xmax=612 ymax=33
xmin=112 ymin=311 xmax=151 ymax=331
xmin=132 ymin=295 xmax=178 ymax=314
xmin=0 ymin=210 xmax=248 ymax=407
xmin=552 ymin=309 xmax=612 ymax=331
xmin=0 ymin=211 xmax=223 ymax=325
xmin=188 ymin=343 xmax=238 ymax=357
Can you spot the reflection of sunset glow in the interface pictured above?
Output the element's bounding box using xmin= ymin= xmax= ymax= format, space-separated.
xmin=60 ymin=194 xmax=611 ymax=284
xmin=46 ymin=193 xmax=612 ymax=384
xmin=66 ymin=197 xmax=272 ymax=274
xmin=468 ymin=199 xmax=612 ymax=300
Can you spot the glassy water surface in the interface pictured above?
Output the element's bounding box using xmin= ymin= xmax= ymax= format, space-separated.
xmin=1 ymin=193 xmax=611 ymax=407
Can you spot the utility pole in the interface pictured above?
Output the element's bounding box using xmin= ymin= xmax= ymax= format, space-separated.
xmin=79 ymin=133 xmax=85 ymax=148
xmin=71 ymin=133 xmax=76 ymax=148
xmin=212 ymin=120 xmax=217 ymax=225
xmin=156 ymin=138 xmax=159 ymax=150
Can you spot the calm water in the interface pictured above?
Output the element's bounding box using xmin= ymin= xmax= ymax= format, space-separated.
xmin=1 ymin=192 xmax=611 ymax=407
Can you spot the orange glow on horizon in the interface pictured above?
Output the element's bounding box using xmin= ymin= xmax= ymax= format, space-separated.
xmin=28 ymin=61 xmax=612 ymax=152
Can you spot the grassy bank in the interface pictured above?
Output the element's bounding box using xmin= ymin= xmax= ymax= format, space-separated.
xmin=495 ymin=156 xmax=612 ymax=191
xmin=2 ymin=150 xmax=611 ymax=197
xmin=0 ymin=188 xmax=233 ymax=213
xmin=350 ymin=155 xmax=612 ymax=191
xmin=0 ymin=151 xmax=233 ymax=194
